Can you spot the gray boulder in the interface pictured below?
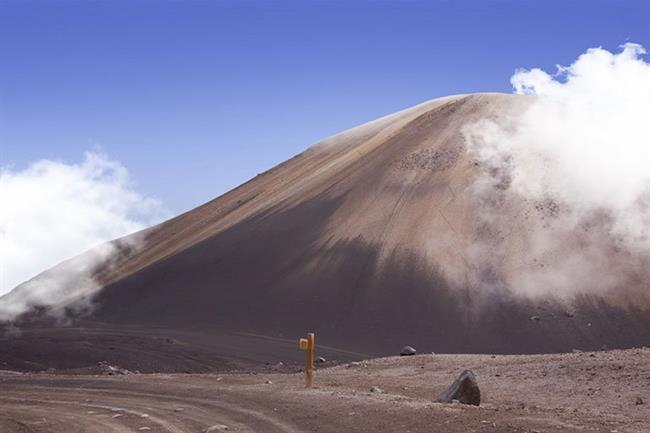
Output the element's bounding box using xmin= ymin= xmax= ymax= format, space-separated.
xmin=437 ymin=369 xmax=481 ymax=406
xmin=400 ymin=345 xmax=417 ymax=356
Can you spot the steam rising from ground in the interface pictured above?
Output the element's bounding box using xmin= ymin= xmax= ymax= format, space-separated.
xmin=465 ymin=43 xmax=650 ymax=306
xmin=0 ymin=152 xmax=168 ymax=321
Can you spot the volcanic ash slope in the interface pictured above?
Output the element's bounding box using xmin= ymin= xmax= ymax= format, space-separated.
xmin=3 ymin=93 xmax=649 ymax=370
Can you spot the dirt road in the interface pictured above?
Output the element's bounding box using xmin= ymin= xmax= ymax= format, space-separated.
xmin=1 ymin=348 xmax=648 ymax=433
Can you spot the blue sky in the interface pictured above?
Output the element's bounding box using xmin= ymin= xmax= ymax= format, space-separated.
xmin=2 ymin=0 xmax=649 ymax=213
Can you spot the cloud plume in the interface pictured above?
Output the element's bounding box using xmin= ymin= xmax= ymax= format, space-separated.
xmin=464 ymin=43 xmax=650 ymax=306
xmin=0 ymin=152 xmax=168 ymax=321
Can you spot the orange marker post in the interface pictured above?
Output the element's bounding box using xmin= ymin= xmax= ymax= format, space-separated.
xmin=298 ymin=332 xmax=315 ymax=388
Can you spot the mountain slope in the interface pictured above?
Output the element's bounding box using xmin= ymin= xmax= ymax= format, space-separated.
xmin=2 ymin=93 xmax=648 ymax=372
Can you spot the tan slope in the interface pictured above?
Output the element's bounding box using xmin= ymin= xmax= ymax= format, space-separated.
xmin=96 ymin=93 xmax=481 ymax=287
xmin=4 ymin=93 xmax=649 ymax=365
xmin=101 ymin=92 xmax=538 ymax=300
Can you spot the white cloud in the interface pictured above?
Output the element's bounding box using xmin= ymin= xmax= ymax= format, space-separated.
xmin=0 ymin=152 xmax=168 ymax=320
xmin=464 ymin=43 xmax=650 ymax=305
xmin=508 ymin=43 xmax=650 ymax=213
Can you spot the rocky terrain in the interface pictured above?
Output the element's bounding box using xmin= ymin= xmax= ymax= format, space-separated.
xmin=1 ymin=348 xmax=647 ymax=433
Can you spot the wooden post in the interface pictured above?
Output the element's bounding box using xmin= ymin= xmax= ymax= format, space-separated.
xmin=298 ymin=332 xmax=315 ymax=388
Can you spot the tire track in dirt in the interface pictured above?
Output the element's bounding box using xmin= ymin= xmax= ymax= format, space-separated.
xmin=0 ymin=384 xmax=305 ymax=433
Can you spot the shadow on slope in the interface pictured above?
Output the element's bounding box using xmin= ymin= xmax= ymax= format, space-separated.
xmin=2 ymin=194 xmax=649 ymax=372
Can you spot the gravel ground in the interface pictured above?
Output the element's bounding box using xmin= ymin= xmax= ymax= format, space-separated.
xmin=1 ymin=348 xmax=647 ymax=433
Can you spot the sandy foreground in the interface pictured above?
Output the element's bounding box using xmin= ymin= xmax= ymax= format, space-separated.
xmin=0 ymin=348 xmax=647 ymax=433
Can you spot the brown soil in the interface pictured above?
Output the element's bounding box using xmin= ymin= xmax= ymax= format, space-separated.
xmin=1 ymin=348 xmax=647 ymax=433
xmin=2 ymin=93 xmax=649 ymax=372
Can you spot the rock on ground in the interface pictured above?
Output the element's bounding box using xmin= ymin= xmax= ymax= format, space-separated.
xmin=400 ymin=346 xmax=417 ymax=356
xmin=437 ymin=369 xmax=481 ymax=406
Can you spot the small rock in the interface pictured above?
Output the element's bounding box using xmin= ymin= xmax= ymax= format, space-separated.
xmin=635 ymin=396 xmax=644 ymax=405
xmin=370 ymin=386 xmax=383 ymax=393
xmin=205 ymin=424 xmax=229 ymax=432
xmin=98 ymin=361 xmax=131 ymax=376
xmin=529 ymin=316 xmax=540 ymax=321
xmin=265 ymin=380 xmax=273 ymax=385
xmin=315 ymin=356 xmax=326 ymax=364
xmin=400 ymin=346 xmax=417 ymax=356
xmin=437 ymin=369 xmax=481 ymax=406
